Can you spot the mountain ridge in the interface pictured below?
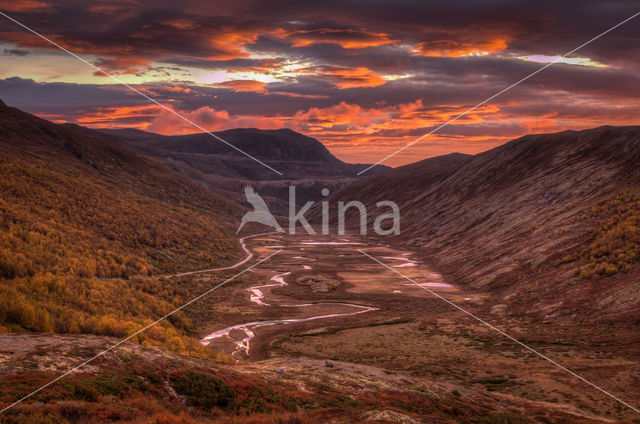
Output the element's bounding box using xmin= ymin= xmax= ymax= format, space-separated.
xmin=95 ymin=124 xmax=389 ymax=210
xmin=99 ymin=126 xmax=345 ymax=164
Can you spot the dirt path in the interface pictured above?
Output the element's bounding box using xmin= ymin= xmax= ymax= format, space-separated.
xmin=167 ymin=232 xmax=273 ymax=277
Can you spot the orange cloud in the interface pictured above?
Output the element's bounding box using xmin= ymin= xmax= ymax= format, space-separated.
xmin=206 ymin=30 xmax=259 ymax=61
xmin=293 ymin=100 xmax=500 ymax=134
xmin=159 ymin=19 xmax=197 ymax=30
xmin=146 ymin=106 xmax=285 ymax=134
xmin=151 ymin=85 xmax=192 ymax=94
xmin=273 ymin=27 xmax=396 ymax=49
xmin=215 ymin=80 xmax=267 ymax=93
xmin=0 ymin=0 xmax=50 ymax=11
xmin=92 ymin=56 xmax=153 ymax=75
xmin=268 ymin=91 xmax=330 ymax=99
xmin=298 ymin=66 xmax=386 ymax=89
xmin=415 ymin=30 xmax=511 ymax=57
xmin=281 ymin=100 xmax=514 ymax=166
xmin=226 ymin=58 xmax=283 ymax=74
xmin=291 ymin=102 xmax=385 ymax=130
xmin=71 ymin=104 xmax=161 ymax=128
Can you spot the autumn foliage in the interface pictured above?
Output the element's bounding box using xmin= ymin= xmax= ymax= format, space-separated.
xmin=0 ymin=156 xmax=241 ymax=353
xmin=0 ymin=101 xmax=242 ymax=353
xmin=577 ymin=189 xmax=640 ymax=278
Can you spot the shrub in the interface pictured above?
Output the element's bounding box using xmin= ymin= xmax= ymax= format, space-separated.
xmin=170 ymin=371 xmax=235 ymax=409
xmin=85 ymin=376 xmax=128 ymax=396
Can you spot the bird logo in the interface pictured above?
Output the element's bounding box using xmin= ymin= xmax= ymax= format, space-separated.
xmin=236 ymin=185 xmax=284 ymax=234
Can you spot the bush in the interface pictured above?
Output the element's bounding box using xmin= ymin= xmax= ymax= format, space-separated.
xmin=85 ymin=376 xmax=128 ymax=396
xmin=170 ymin=371 xmax=235 ymax=409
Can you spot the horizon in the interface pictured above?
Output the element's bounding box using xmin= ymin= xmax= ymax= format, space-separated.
xmin=74 ymin=120 xmax=640 ymax=167
xmin=1 ymin=1 xmax=640 ymax=166
xmin=4 ymin=96 xmax=636 ymax=168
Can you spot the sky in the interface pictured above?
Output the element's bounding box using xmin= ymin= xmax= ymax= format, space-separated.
xmin=1 ymin=1 xmax=639 ymax=166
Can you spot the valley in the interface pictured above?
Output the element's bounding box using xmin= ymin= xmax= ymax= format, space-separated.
xmin=1 ymin=100 xmax=640 ymax=422
xmin=2 ymin=231 xmax=638 ymax=423
xmin=176 ymin=233 xmax=640 ymax=422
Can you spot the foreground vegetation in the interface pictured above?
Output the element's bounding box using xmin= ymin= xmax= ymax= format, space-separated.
xmin=0 ymin=334 xmax=587 ymax=424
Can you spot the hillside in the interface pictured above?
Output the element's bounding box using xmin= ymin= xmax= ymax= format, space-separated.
xmin=0 ymin=333 xmax=611 ymax=424
xmin=325 ymin=126 xmax=640 ymax=322
xmin=0 ymin=99 xmax=242 ymax=351
xmin=314 ymin=152 xmax=472 ymax=210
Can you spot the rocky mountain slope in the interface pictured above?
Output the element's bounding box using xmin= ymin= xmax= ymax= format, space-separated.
xmin=324 ymin=126 xmax=640 ymax=322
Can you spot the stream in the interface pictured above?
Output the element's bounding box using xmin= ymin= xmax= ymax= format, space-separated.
xmin=200 ymin=271 xmax=377 ymax=357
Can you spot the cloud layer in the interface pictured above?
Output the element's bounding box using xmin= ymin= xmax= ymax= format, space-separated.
xmin=1 ymin=0 xmax=639 ymax=165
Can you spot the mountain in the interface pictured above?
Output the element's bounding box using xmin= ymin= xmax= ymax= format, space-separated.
xmin=96 ymin=127 xmax=389 ymax=213
xmin=101 ymin=127 xmax=341 ymax=166
xmin=315 ymin=152 xmax=472 ymax=208
xmin=98 ymin=127 xmax=379 ymax=178
xmin=0 ymin=99 xmax=242 ymax=349
xmin=325 ymin=126 xmax=640 ymax=322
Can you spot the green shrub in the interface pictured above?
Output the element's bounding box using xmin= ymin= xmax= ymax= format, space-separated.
xmin=60 ymin=381 xmax=99 ymax=402
xmin=85 ymin=376 xmax=128 ymax=396
xmin=170 ymin=371 xmax=235 ymax=408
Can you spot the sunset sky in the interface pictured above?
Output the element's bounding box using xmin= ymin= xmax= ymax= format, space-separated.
xmin=1 ymin=1 xmax=639 ymax=166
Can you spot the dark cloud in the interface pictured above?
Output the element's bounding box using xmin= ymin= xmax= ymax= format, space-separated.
xmin=0 ymin=77 xmax=145 ymax=117
xmin=2 ymin=0 xmax=639 ymax=71
xmin=2 ymin=48 xmax=30 ymax=56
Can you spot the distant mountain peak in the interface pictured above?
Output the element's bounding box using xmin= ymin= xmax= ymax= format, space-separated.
xmin=100 ymin=126 xmax=341 ymax=164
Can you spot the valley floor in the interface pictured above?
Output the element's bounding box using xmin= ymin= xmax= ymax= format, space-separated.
xmin=175 ymin=233 xmax=640 ymax=422
xmin=1 ymin=233 xmax=639 ymax=423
